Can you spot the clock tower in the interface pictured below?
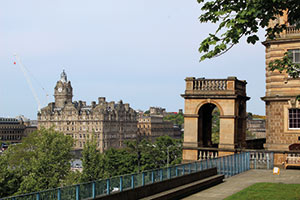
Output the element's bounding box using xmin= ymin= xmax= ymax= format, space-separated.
xmin=54 ymin=70 xmax=73 ymax=108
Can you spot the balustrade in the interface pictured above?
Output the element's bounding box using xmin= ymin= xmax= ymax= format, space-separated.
xmin=193 ymin=80 xmax=227 ymax=91
xmin=249 ymin=151 xmax=273 ymax=169
xmin=285 ymin=153 xmax=300 ymax=168
xmin=286 ymin=26 xmax=300 ymax=35
xmin=198 ymin=150 xmax=218 ymax=160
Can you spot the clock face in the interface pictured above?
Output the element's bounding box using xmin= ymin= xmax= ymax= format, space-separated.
xmin=58 ymin=87 xmax=62 ymax=92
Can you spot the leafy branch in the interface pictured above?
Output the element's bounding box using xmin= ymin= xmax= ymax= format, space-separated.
xmin=198 ymin=0 xmax=300 ymax=61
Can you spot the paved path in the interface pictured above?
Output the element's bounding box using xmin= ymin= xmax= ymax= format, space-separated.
xmin=182 ymin=169 xmax=300 ymax=200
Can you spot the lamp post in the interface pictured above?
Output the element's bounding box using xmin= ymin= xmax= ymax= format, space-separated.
xmin=167 ymin=145 xmax=171 ymax=168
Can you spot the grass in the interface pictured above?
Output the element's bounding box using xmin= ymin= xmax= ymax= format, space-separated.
xmin=224 ymin=182 xmax=300 ymax=200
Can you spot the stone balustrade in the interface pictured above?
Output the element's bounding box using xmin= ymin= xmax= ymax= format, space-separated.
xmin=198 ymin=150 xmax=218 ymax=160
xmin=249 ymin=152 xmax=273 ymax=169
xmin=183 ymin=76 xmax=247 ymax=97
xmin=193 ymin=79 xmax=227 ymax=91
xmin=286 ymin=26 xmax=300 ymax=35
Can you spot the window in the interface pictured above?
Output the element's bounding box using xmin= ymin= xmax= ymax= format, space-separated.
xmin=288 ymin=49 xmax=300 ymax=64
xmin=289 ymin=109 xmax=300 ymax=129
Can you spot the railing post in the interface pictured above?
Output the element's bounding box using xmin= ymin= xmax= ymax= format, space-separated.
xmin=183 ymin=165 xmax=185 ymax=175
xmin=92 ymin=182 xmax=96 ymax=198
xmin=189 ymin=163 xmax=191 ymax=174
xmin=200 ymin=160 xmax=203 ymax=171
xmin=205 ymin=159 xmax=208 ymax=169
xmin=175 ymin=166 xmax=178 ymax=176
xmin=271 ymin=152 xmax=274 ymax=168
xmin=160 ymin=169 xmax=163 ymax=181
xmin=230 ymin=155 xmax=233 ymax=177
xmin=106 ymin=179 xmax=110 ymax=195
xmin=120 ymin=176 xmax=123 ymax=192
xmin=242 ymin=153 xmax=245 ymax=172
xmin=131 ymin=175 xmax=135 ymax=188
xmin=151 ymin=171 xmax=154 ymax=183
xmin=142 ymin=172 xmax=145 ymax=186
xmin=239 ymin=153 xmax=242 ymax=173
xmin=36 ymin=192 xmax=40 ymax=200
xmin=58 ymin=188 xmax=61 ymax=200
xmin=76 ymin=185 xmax=80 ymax=200
xmin=222 ymin=156 xmax=225 ymax=175
xmin=248 ymin=152 xmax=250 ymax=170
xmin=267 ymin=153 xmax=270 ymax=169
xmin=195 ymin=162 xmax=198 ymax=172
xmin=168 ymin=167 xmax=171 ymax=179
xmin=226 ymin=156 xmax=229 ymax=177
xmin=217 ymin=157 xmax=221 ymax=174
xmin=254 ymin=152 xmax=257 ymax=169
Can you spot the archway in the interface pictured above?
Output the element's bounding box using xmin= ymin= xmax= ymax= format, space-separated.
xmin=181 ymin=77 xmax=249 ymax=161
xmin=197 ymin=103 xmax=220 ymax=148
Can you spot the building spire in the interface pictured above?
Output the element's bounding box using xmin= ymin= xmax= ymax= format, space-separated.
xmin=60 ymin=69 xmax=67 ymax=83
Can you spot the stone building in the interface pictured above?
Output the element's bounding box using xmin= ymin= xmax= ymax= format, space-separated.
xmin=137 ymin=115 xmax=181 ymax=141
xmin=246 ymin=118 xmax=266 ymax=139
xmin=0 ymin=116 xmax=37 ymax=144
xmin=38 ymin=71 xmax=137 ymax=152
xmin=262 ymin=13 xmax=300 ymax=154
xmin=149 ymin=107 xmax=166 ymax=116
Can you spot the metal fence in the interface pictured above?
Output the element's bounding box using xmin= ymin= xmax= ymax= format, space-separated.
xmin=2 ymin=152 xmax=255 ymax=200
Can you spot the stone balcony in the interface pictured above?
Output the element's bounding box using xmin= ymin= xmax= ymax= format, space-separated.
xmin=182 ymin=76 xmax=247 ymax=99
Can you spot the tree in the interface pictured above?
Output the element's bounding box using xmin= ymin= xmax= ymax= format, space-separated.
xmin=198 ymin=0 xmax=300 ymax=66
xmin=103 ymin=148 xmax=136 ymax=177
xmin=163 ymin=113 xmax=184 ymax=127
xmin=211 ymin=108 xmax=220 ymax=145
xmin=80 ymin=138 xmax=105 ymax=182
xmin=153 ymin=136 xmax=182 ymax=167
xmin=0 ymin=127 xmax=74 ymax=197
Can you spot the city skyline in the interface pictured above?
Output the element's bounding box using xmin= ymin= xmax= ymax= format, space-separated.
xmin=0 ymin=0 xmax=266 ymax=119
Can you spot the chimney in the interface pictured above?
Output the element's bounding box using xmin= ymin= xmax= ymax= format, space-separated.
xmin=98 ymin=97 xmax=106 ymax=104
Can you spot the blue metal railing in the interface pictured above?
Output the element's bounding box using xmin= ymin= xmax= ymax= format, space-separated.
xmin=2 ymin=152 xmax=255 ymax=200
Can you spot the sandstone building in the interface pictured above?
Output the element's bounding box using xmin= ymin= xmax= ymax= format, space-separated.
xmin=262 ymin=14 xmax=300 ymax=154
xmin=246 ymin=117 xmax=266 ymax=139
xmin=137 ymin=115 xmax=182 ymax=141
xmin=38 ymin=71 xmax=137 ymax=152
xmin=0 ymin=116 xmax=37 ymax=144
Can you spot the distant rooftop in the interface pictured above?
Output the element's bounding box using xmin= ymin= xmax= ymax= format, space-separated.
xmin=0 ymin=117 xmax=19 ymax=124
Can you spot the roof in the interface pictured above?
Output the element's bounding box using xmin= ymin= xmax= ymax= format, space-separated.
xmin=0 ymin=117 xmax=19 ymax=124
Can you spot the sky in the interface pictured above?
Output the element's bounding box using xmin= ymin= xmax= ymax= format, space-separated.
xmin=0 ymin=0 xmax=266 ymax=120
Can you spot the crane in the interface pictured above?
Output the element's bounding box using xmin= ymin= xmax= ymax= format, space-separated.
xmin=13 ymin=54 xmax=44 ymax=112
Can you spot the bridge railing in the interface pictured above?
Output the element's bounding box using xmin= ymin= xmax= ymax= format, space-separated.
xmin=2 ymin=152 xmax=250 ymax=200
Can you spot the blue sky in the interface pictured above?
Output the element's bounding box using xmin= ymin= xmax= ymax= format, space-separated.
xmin=0 ymin=0 xmax=266 ymax=120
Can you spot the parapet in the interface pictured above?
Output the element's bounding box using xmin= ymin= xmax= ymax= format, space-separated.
xmin=182 ymin=76 xmax=248 ymax=99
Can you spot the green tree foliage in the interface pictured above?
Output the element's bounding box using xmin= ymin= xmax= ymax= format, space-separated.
xmin=103 ymin=148 xmax=136 ymax=177
xmin=80 ymin=138 xmax=105 ymax=182
xmin=0 ymin=127 xmax=74 ymax=197
xmin=269 ymin=52 xmax=300 ymax=78
xmin=198 ymin=0 xmax=300 ymax=64
xmin=211 ymin=108 xmax=220 ymax=144
xmin=163 ymin=113 xmax=184 ymax=126
xmin=124 ymin=136 xmax=182 ymax=172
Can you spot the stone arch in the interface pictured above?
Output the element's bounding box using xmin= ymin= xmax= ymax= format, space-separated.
xmin=197 ymin=103 xmax=220 ymax=148
xmin=195 ymin=100 xmax=224 ymax=117
xmin=181 ymin=77 xmax=250 ymax=161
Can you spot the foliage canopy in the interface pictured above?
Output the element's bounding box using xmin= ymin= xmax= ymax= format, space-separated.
xmin=0 ymin=128 xmax=74 ymax=198
xmin=198 ymin=0 xmax=300 ymax=61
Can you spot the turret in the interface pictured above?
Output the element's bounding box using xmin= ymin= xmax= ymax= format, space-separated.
xmin=54 ymin=70 xmax=73 ymax=108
